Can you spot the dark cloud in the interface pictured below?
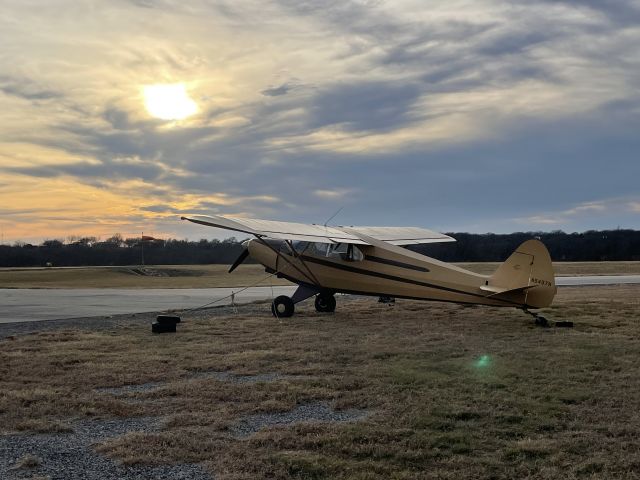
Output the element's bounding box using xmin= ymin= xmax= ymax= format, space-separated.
xmin=277 ymin=5 xmax=566 ymax=104
xmin=275 ymin=0 xmax=402 ymax=39
xmin=128 ymin=0 xmax=156 ymax=8
xmin=261 ymin=83 xmax=294 ymax=97
xmin=0 ymin=75 xmax=61 ymax=101
xmin=475 ymin=30 xmax=551 ymax=56
xmin=125 ymin=0 xmax=180 ymax=10
xmin=56 ymin=121 xmax=216 ymax=169
xmin=379 ymin=21 xmax=496 ymax=66
xmin=140 ymin=204 xmax=178 ymax=213
xmin=307 ymin=81 xmax=423 ymax=132
xmin=530 ymin=0 xmax=640 ymax=27
xmin=103 ymin=107 xmax=134 ymax=130
xmin=7 ymin=159 xmax=165 ymax=184
xmin=0 ymin=207 xmax=46 ymax=216
xmin=373 ymin=14 xmax=567 ymax=94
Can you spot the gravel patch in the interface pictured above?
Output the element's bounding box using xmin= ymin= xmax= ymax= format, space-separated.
xmin=230 ymin=402 xmax=368 ymax=439
xmin=0 ymin=417 xmax=212 ymax=480
xmin=96 ymin=382 xmax=165 ymax=395
xmin=188 ymin=370 xmax=288 ymax=384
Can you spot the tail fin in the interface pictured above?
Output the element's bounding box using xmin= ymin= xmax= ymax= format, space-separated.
xmin=486 ymin=239 xmax=556 ymax=308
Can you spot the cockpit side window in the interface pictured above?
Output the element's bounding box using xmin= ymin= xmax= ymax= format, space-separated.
xmin=289 ymin=241 xmax=310 ymax=254
xmin=313 ymin=242 xmax=333 ymax=256
xmin=288 ymin=241 xmax=363 ymax=261
xmin=327 ymin=243 xmax=364 ymax=262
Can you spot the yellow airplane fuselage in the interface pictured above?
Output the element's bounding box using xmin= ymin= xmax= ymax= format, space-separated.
xmin=248 ymin=238 xmax=556 ymax=309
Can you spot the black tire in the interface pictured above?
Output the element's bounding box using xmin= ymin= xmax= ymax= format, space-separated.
xmin=151 ymin=321 xmax=176 ymax=333
xmin=271 ymin=295 xmax=294 ymax=318
xmin=378 ymin=296 xmax=395 ymax=304
xmin=535 ymin=315 xmax=549 ymax=327
xmin=315 ymin=294 xmax=336 ymax=313
xmin=157 ymin=315 xmax=181 ymax=325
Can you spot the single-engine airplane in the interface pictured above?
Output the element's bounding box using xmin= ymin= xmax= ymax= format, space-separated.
xmin=182 ymin=215 xmax=556 ymax=323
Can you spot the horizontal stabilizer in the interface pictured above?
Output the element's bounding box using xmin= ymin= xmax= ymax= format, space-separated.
xmin=480 ymin=284 xmax=538 ymax=298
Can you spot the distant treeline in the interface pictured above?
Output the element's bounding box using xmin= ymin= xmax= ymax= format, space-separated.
xmin=1 ymin=230 xmax=639 ymax=267
xmin=413 ymin=229 xmax=640 ymax=262
xmin=0 ymin=235 xmax=245 ymax=267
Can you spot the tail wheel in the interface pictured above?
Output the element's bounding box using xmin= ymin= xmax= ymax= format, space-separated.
xmin=315 ymin=293 xmax=336 ymax=313
xmin=271 ymin=295 xmax=294 ymax=318
xmin=534 ymin=315 xmax=549 ymax=327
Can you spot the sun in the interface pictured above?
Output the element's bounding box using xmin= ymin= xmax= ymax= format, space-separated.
xmin=143 ymin=83 xmax=198 ymax=120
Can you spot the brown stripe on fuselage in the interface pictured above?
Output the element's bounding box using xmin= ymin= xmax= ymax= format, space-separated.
xmin=364 ymin=254 xmax=430 ymax=272
xmin=294 ymin=254 xmax=520 ymax=307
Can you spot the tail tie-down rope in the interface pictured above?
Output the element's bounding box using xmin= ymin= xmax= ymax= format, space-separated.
xmin=179 ymin=272 xmax=279 ymax=314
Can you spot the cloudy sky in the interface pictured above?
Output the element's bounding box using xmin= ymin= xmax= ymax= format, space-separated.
xmin=1 ymin=0 xmax=638 ymax=242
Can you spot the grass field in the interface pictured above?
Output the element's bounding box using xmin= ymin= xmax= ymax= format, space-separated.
xmin=1 ymin=285 xmax=640 ymax=478
xmin=1 ymin=261 xmax=639 ymax=289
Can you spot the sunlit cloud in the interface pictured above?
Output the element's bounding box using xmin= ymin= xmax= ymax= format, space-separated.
xmin=514 ymin=198 xmax=640 ymax=230
xmin=313 ymin=189 xmax=352 ymax=200
xmin=0 ymin=0 xmax=638 ymax=241
xmin=143 ymin=83 xmax=198 ymax=121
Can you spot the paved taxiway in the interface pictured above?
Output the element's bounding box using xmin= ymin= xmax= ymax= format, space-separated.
xmin=555 ymin=275 xmax=640 ymax=286
xmin=0 ymin=286 xmax=297 ymax=324
xmin=1 ymin=276 xmax=639 ymax=324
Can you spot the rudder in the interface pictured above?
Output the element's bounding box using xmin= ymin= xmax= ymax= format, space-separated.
xmin=488 ymin=239 xmax=556 ymax=308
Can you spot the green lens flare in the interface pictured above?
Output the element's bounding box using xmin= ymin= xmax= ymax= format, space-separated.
xmin=473 ymin=355 xmax=491 ymax=368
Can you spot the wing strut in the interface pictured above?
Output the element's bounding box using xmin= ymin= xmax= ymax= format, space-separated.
xmin=253 ymin=236 xmax=321 ymax=288
xmin=284 ymin=240 xmax=322 ymax=287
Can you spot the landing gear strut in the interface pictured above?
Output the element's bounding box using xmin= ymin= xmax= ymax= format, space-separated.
xmin=315 ymin=293 xmax=336 ymax=313
xmin=271 ymin=287 xmax=337 ymax=317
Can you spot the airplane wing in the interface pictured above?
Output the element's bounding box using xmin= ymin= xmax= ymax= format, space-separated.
xmin=345 ymin=226 xmax=455 ymax=245
xmin=181 ymin=215 xmax=455 ymax=246
xmin=181 ymin=215 xmax=368 ymax=244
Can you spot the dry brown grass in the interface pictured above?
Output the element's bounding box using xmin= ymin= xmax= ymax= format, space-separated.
xmin=1 ymin=285 xmax=640 ymax=479
xmin=1 ymin=262 xmax=638 ymax=289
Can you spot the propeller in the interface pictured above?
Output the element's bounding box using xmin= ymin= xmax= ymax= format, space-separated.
xmin=228 ymin=242 xmax=250 ymax=273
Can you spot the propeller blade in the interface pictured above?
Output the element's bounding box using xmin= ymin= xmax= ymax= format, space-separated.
xmin=228 ymin=248 xmax=250 ymax=273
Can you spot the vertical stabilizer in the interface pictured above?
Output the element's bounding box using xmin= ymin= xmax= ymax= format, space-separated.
xmin=488 ymin=239 xmax=556 ymax=308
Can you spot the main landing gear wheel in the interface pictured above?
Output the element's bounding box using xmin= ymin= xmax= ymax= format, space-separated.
xmin=271 ymin=295 xmax=294 ymax=318
xmin=315 ymin=293 xmax=336 ymax=313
